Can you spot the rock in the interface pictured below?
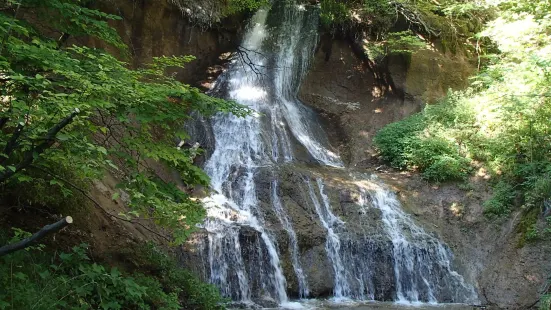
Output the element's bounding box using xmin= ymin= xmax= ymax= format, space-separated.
xmin=301 ymin=244 xmax=334 ymax=297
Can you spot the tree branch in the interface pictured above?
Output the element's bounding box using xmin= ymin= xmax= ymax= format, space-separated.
xmin=29 ymin=165 xmax=172 ymax=242
xmin=0 ymin=109 xmax=79 ymax=183
xmin=0 ymin=216 xmax=73 ymax=257
xmin=0 ymin=122 xmax=24 ymax=165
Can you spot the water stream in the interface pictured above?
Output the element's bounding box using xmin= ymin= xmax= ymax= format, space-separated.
xmin=190 ymin=0 xmax=478 ymax=307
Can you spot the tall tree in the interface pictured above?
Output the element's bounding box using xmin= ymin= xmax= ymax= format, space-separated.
xmin=0 ymin=0 xmax=249 ymax=244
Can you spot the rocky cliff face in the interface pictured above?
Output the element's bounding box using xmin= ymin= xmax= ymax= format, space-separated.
xmin=298 ymin=34 xmax=473 ymax=167
xmin=296 ymin=34 xmax=550 ymax=309
xmin=89 ymin=0 xmax=244 ymax=87
xmin=378 ymin=170 xmax=551 ymax=310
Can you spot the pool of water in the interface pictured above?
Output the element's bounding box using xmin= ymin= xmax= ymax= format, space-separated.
xmin=269 ymin=300 xmax=478 ymax=310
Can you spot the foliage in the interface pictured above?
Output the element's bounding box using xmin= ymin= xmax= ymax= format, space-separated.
xmin=0 ymin=0 xmax=249 ymax=244
xmin=319 ymin=0 xmax=490 ymax=55
xmin=0 ymin=229 xmax=225 ymax=310
xmin=541 ymin=294 xmax=551 ymax=310
xmin=483 ymin=181 xmax=516 ymax=216
xmin=373 ymin=110 xmax=470 ymax=181
xmin=0 ymin=242 xmax=179 ymax=309
xmin=130 ymin=243 xmax=227 ymax=310
xmin=320 ymin=0 xmax=350 ymax=26
xmin=422 ymin=154 xmax=470 ymax=182
xmin=364 ymin=30 xmax=426 ymax=61
xmin=223 ymin=0 xmax=269 ymax=16
xmin=374 ymin=0 xmax=551 ymax=240
xmin=372 ymin=113 xmax=425 ymax=168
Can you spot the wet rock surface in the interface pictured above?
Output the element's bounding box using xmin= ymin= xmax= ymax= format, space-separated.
xmin=183 ymin=164 xmax=476 ymax=302
xmin=378 ymin=170 xmax=551 ymax=309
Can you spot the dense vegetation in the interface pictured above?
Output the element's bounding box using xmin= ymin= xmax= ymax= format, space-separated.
xmin=373 ymin=0 xmax=550 ymax=290
xmin=0 ymin=0 xmax=251 ymax=245
xmin=369 ymin=0 xmax=551 ymax=305
xmin=0 ymin=235 xmax=225 ymax=309
xmin=0 ymin=0 xmax=251 ymax=308
xmin=319 ymin=0 xmax=490 ymax=57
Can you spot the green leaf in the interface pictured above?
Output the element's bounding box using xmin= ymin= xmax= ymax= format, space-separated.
xmin=13 ymin=272 xmax=27 ymax=280
xmin=56 ymin=133 xmax=70 ymax=141
xmin=38 ymin=270 xmax=51 ymax=279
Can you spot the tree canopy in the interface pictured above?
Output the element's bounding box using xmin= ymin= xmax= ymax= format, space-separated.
xmin=0 ymin=0 xmax=249 ymax=244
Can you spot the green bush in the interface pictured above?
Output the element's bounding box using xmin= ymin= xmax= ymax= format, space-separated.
xmin=541 ymin=294 xmax=551 ymax=310
xmin=373 ymin=113 xmax=425 ymax=169
xmin=224 ymin=0 xmax=268 ymax=16
xmin=132 ymin=243 xmax=227 ymax=310
xmin=320 ymin=0 xmax=350 ymax=26
xmin=410 ymin=136 xmax=460 ymax=170
xmin=374 ymin=112 xmax=470 ymax=182
xmin=422 ymin=155 xmax=471 ymax=182
xmin=524 ymin=175 xmax=551 ymax=209
xmin=0 ymin=233 xmax=224 ymax=310
xmin=0 ymin=243 xmax=179 ymax=310
xmin=483 ymin=181 xmax=516 ymax=216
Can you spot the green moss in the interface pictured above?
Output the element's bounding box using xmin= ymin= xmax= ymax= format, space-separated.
xmin=516 ymin=208 xmax=540 ymax=248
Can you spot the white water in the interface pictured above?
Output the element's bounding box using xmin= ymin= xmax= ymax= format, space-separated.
xmin=199 ymin=2 xmax=340 ymax=304
xmin=272 ymin=180 xmax=309 ymax=298
xmin=364 ymin=177 xmax=478 ymax=304
xmin=307 ymin=178 xmax=350 ymax=298
xmin=192 ymin=0 xmax=477 ymax=306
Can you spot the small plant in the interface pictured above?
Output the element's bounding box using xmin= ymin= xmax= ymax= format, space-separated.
xmin=483 ymin=181 xmax=516 ymax=216
xmin=541 ymin=294 xmax=551 ymax=310
xmin=525 ymin=223 xmax=540 ymax=241
xmin=224 ymin=0 xmax=268 ymax=16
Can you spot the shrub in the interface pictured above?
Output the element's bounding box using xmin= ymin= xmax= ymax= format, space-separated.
xmin=524 ymin=175 xmax=551 ymax=209
xmin=0 ymin=243 xmax=170 ymax=310
xmin=0 ymin=234 xmax=223 ymax=310
xmin=133 ymin=243 xmax=227 ymax=310
xmin=483 ymin=181 xmax=516 ymax=216
xmin=320 ymin=0 xmax=350 ymax=26
xmin=422 ymin=155 xmax=471 ymax=182
xmin=410 ymin=136 xmax=461 ymax=170
xmin=373 ymin=113 xmax=425 ymax=169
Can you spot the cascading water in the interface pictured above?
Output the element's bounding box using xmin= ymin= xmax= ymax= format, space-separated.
xmin=307 ymin=178 xmax=350 ymax=298
xmin=364 ymin=176 xmax=478 ymax=304
xmin=272 ymin=180 xmax=309 ymax=298
xmin=199 ymin=1 xmax=334 ymax=305
xmin=189 ymin=0 xmax=478 ymax=307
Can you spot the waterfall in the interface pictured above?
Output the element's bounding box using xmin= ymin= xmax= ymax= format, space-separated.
xmin=199 ymin=1 xmax=335 ymax=305
xmin=307 ymin=178 xmax=350 ymax=298
xmin=189 ymin=0 xmax=478 ymax=306
xmin=365 ymin=177 xmax=478 ymax=304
